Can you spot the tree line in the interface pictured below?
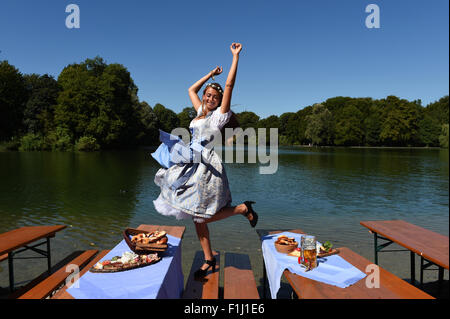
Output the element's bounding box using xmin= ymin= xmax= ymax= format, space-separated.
xmin=0 ymin=56 xmax=448 ymax=151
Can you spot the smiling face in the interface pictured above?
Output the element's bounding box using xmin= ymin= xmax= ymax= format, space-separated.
xmin=202 ymin=87 xmax=222 ymax=112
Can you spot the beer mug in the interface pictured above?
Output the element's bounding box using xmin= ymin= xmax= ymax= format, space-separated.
xmin=301 ymin=235 xmax=317 ymax=270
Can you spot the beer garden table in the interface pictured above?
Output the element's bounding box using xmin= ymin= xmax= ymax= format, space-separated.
xmin=257 ymin=229 xmax=434 ymax=299
xmin=0 ymin=225 xmax=67 ymax=292
xmin=360 ymin=220 xmax=449 ymax=289
xmin=52 ymin=224 xmax=185 ymax=299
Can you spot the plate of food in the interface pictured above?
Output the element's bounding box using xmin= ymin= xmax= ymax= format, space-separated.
xmin=317 ymin=241 xmax=339 ymax=258
xmin=90 ymin=251 xmax=161 ymax=273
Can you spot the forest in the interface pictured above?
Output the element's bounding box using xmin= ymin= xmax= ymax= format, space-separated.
xmin=1 ymin=56 xmax=448 ymax=151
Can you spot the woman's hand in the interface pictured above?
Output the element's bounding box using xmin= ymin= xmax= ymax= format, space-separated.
xmin=210 ymin=66 xmax=223 ymax=80
xmin=211 ymin=66 xmax=223 ymax=76
xmin=230 ymin=43 xmax=242 ymax=56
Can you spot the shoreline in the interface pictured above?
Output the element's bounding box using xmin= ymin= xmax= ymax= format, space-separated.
xmin=1 ymin=145 xmax=448 ymax=152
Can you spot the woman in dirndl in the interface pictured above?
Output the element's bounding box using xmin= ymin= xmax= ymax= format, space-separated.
xmin=151 ymin=43 xmax=258 ymax=279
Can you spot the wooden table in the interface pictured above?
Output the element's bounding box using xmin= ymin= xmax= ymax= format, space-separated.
xmin=0 ymin=225 xmax=67 ymax=292
xmin=257 ymin=229 xmax=434 ymax=299
xmin=360 ymin=220 xmax=449 ymax=288
xmin=52 ymin=224 xmax=185 ymax=299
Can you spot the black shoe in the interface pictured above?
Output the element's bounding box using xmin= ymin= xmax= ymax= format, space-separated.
xmin=194 ymin=257 xmax=216 ymax=279
xmin=244 ymin=201 xmax=258 ymax=228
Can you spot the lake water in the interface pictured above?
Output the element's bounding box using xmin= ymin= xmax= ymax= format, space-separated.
xmin=0 ymin=147 xmax=448 ymax=297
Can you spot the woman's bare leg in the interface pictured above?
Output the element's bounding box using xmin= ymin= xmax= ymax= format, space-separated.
xmin=194 ymin=222 xmax=214 ymax=270
xmin=202 ymin=203 xmax=252 ymax=224
xmin=194 ymin=203 xmax=254 ymax=271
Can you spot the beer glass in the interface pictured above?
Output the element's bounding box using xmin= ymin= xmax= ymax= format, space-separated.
xmin=301 ymin=235 xmax=317 ymax=270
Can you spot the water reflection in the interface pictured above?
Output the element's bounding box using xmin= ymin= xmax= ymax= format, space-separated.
xmin=0 ymin=147 xmax=448 ymax=288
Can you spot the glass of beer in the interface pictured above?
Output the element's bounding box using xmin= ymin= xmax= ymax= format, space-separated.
xmin=301 ymin=235 xmax=317 ymax=271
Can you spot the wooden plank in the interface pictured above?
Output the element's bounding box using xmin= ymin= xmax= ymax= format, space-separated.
xmin=224 ymin=252 xmax=259 ymax=299
xmin=183 ymin=251 xmax=220 ymax=299
xmin=18 ymin=250 xmax=98 ymax=299
xmin=284 ymin=247 xmax=434 ymax=299
xmin=0 ymin=225 xmax=67 ymax=255
xmin=51 ymin=250 xmax=110 ymax=299
xmin=8 ymin=251 xmax=91 ymax=299
xmin=0 ymin=253 xmax=7 ymax=262
xmin=360 ymin=220 xmax=449 ymax=269
xmin=137 ymin=224 xmax=185 ymax=240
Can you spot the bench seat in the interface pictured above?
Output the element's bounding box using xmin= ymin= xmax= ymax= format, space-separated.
xmin=18 ymin=250 xmax=98 ymax=299
xmin=224 ymin=252 xmax=259 ymax=299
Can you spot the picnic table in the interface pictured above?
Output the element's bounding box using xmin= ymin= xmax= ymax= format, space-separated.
xmin=257 ymin=229 xmax=434 ymax=299
xmin=0 ymin=225 xmax=67 ymax=292
xmin=360 ymin=220 xmax=449 ymax=288
xmin=51 ymin=224 xmax=185 ymax=299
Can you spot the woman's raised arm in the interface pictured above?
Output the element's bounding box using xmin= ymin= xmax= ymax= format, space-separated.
xmin=188 ymin=66 xmax=223 ymax=111
xmin=220 ymin=43 xmax=242 ymax=114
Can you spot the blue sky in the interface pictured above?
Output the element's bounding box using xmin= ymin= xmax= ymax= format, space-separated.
xmin=1 ymin=0 xmax=448 ymax=118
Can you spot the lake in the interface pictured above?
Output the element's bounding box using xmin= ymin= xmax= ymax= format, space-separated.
xmin=1 ymin=147 xmax=448 ymax=296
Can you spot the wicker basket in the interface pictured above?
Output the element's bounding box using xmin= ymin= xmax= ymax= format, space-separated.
xmin=274 ymin=241 xmax=298 ymax=254
xmin=123 ymin=228 xmax=168 ymax=253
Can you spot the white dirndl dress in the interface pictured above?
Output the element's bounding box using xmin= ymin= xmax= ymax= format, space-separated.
xmin=152 ymin=107 xmax=233 ymax=223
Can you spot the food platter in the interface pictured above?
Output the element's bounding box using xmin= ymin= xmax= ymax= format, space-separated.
xmin=123 ymin=228 xmax=168 ymax=253
xmin=317 ymin=248 xmax=340 ymax=258
xmin=89 ymin=251 xmax=161 ymax=273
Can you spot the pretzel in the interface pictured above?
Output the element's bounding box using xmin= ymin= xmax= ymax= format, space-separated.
xmin=147 ymin=230 xmax=167 ymax=243
xmin=156 ymin=236 xmax=168 ymax=245
xmin=138 ymin=238 xmax=150 ymax=245
xmin=131 ymin=234 xmax=146 ymax=243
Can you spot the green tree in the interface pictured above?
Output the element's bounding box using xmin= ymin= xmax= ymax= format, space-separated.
xmin=153 ymin=103 xmax=180 ymax=132
xmin=305 ymin=103 xmax=333 ymax=146
xmin=364 ymin=104 xmax=382 ymax=146
xmin=334 ymin=104 xmax=364 ymax=146
xmin=23 ymin=74 xmax=60 ymax=134
xmin=296 ymin=106 xmax=313 ymax=145
xmin=54 ymin=56 xmax=142 ymax=148
xmin=439 ymin=124 xmax=449 ymax=148
xmin=177 ymin=106 xmax=196 ymax=129
xmin=379 ymin=96 xmax=420 ymax=146
xmin=236 ymin=111 xmax=260 ymax=130
xmin=425 ymin=96 xmax=449 ymax=126
xmin=0 ymin=61 xmax=27 ymax=141
xmin=135 ymin=101 xmax=159 ymax=145
xmin=257 ymin=115 xmax=279 ymax=145
xmin=417 ymin=114 xmax=441 ymax=146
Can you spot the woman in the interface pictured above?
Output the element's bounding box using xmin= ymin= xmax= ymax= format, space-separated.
xmin=152 ymin=43 xmax=258 ymax=279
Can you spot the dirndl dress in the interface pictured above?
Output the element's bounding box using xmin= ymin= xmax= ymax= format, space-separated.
xmin=151 ymin=107 xmax=233 ymax=223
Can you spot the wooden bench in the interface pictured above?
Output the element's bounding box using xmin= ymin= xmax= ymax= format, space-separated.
xmin=223 ymin=252 xmax=259 ymax=299
xmin=50 ymin=250 xmax=111 ymax=299
xmin=17 ymin=250 xmax=99 ymax=299
xmin=360 ymin=220 xmax=449 ymax=289
xmin=183 ymin=251 xmax=220 ymax=299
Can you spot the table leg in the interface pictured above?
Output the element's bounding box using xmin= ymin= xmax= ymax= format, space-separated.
xmin=410 ymin=251 xmax=416 ymax=285
xmin=374 ymin=232 xmax=378 ymax=265
xmin=420 ymin=256 xmax=424 ymax=287
xmin=46 ymin=237 xmax=51 ymax=274
xmin=438 ymin=266 xmax=444 ymax=296
xmin=8 ymin=252 xmax=14 ymax=292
